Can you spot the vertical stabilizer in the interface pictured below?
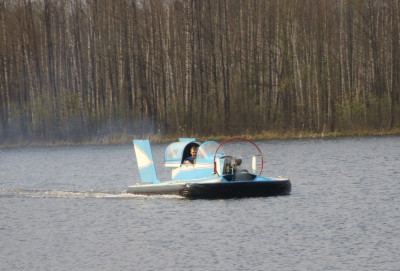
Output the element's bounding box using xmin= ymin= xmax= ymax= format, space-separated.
xmin=133 ymin=140 xmax=160 ymax=183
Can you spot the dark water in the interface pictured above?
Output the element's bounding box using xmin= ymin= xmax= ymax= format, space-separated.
xmin=1 ymin=136 xmax=399 ymax=271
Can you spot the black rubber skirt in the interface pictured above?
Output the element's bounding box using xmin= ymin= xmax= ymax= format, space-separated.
xmin=180 ymin=180 xmax=291 ymax=200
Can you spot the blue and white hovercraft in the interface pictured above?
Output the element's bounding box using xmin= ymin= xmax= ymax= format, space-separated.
xmin=128 ymin=137 xmax=291 ymax=199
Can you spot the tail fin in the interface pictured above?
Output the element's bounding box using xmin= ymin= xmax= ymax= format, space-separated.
xmin=133 ymin=140 xmax=160 ymax=183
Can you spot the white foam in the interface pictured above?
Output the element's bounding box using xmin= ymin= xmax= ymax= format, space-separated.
xmin=2 ymin=188 xmax=183 ymax=199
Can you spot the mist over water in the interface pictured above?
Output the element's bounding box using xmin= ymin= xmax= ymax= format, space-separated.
xmin=1 ymin=136 xmax=399 ymax=270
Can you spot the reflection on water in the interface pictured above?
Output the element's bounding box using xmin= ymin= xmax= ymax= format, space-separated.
xmin=1 ymin=136 xmax=399 ymax=270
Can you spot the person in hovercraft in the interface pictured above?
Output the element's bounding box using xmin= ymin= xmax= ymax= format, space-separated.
xmin=185 ymin=146 xmax=198 ymax=164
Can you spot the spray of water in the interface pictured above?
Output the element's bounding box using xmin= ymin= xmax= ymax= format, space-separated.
xmin=2 ymin=188 xmax=183 ymax=199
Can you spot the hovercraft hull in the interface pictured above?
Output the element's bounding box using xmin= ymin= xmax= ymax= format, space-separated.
xmin=127 ymin=179 xmax=291 ymax=200
xmin=181 ymin=179 xmax=291 ymax=199
xmin=127 ymin=183 xmax=185 ymax=195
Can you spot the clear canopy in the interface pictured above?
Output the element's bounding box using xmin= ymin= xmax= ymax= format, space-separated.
xmin=197 ymin=141 xmax=223 ymax=160
xmin=164 ymin=140 xmax=223 ymax=165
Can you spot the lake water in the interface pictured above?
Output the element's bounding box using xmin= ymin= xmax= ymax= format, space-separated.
xmin=1 ymin=136 xmax=399 ymax=271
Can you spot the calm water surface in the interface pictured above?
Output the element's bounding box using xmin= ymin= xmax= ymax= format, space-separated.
xmin=1 ymin=136 xmax=399 ymax=271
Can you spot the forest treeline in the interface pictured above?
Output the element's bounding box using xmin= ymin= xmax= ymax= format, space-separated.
xmin=0 ymin=0 xmax=399 ymax=144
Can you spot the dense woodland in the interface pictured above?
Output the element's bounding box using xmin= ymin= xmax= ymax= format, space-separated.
xmin=0 ymin=0 xmax=399 ymax=144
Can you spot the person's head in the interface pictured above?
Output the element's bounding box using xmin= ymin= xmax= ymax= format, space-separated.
xmin=190 ymin=146 xmax=198 ymax=158
xmin=234 ymin=158 xmax=242 ymax=166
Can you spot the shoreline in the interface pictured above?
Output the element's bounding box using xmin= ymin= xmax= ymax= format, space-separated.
xmin=1 ymin=128 xmax=400 ymax=148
